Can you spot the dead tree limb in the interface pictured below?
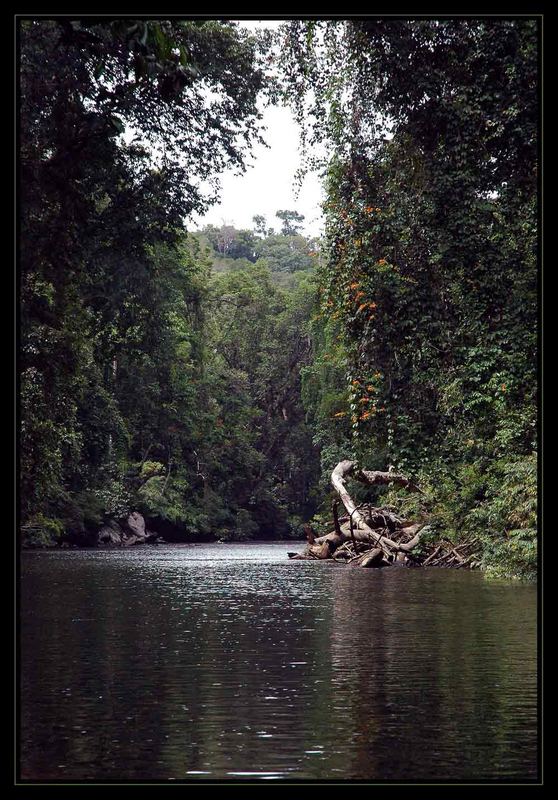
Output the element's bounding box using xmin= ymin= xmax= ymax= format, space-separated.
xmin=332 ymin=502 xmax=343 ymax=538
xmin=288 ymin=459 xmax=436 ymax=566
xmin=330 ymin=460 xmax=421 ymax=557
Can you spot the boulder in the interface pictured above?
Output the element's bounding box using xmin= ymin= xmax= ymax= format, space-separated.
xmin=98 ymin=513 xmax=161 ymax=547
xmin=98 ymin=521 xmax=124 ymax=546
xmin=125 ymin=512 xmax=146 ymax=539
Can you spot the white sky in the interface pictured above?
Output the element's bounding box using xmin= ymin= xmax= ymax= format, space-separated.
xmin=192 ymin=103 xmax=325 ymax=238
xmin=190 ymin=19 xmax=325 ymax=239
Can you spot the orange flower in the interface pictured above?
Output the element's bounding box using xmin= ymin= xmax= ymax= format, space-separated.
xmin=378 ymin=258 xmax=387 ymax=266
xmin=349 ymin=281 xmax=360 ymax=289
xmin=333 ymin=411 xmax=347 ymax=418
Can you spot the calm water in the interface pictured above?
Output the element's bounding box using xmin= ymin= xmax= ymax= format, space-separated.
xmin=20 ymin=543 xmax=538 ymax=782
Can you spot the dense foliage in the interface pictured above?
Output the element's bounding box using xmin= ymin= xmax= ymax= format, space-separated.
xmin=19 ymin=18 xmax=538 ymax=579
xmin=279 ymin=19 xmax=538 ymax=579
xmin=20 ymin=19 xmax=315 ymax=544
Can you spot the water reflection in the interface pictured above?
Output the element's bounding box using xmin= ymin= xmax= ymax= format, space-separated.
xmin=327 ymin=567 xmax=537 ymax=780
xmin=20 ymin=544 xmax=537 ymax=781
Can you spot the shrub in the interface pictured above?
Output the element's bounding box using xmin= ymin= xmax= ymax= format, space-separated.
xmin=21 ymin=514 xmax=64 ymax=547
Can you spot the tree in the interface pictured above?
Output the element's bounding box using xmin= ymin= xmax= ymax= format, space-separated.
xmin=279 ymin=19 xmax=538 ymax=578
xmin=275 ymin=209 xmax=305 ymax=235
xmin=252 ymin=214 xmax=273 ymax=237
xmin=202 ymin=224 xmax=257 ymax=260
xmin=202 ymin=259 xmax=320 ymax=537
xmin=255 ymin=234 xmax=315 ymax=274
xmin=20 ymin=18 xmax=270 ymax=541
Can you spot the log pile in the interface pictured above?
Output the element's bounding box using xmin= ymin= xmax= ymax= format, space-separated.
xmin=288 ymin=460 xmax=478 ymax=570
xmin=420 ymin=538 xmax=481 ymax=569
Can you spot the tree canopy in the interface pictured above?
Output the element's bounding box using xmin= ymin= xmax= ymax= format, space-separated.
xmin=278 ymin=19 xmax=538 ymax=578
xmin=19 ymin=18 xmax=538 ymax=579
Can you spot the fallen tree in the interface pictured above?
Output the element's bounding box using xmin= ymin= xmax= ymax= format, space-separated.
xmin=289 ymin=460 xmax=478 ymax=569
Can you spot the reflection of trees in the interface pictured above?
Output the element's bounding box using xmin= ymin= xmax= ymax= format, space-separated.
xmin=22 ymin=558 xmax=336 ymax=780
xmin=328 ymin=568 xmax=537 ymax=780
xmin=183 ymin=577 xmax=335 ymax=778
xmin=21 ymin=557 xmax=537 ymax=781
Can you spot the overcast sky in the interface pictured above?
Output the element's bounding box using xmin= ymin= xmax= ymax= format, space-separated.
xmin=192 ymin=104 xmax=324 ymax=238
xmin=190 ymin=20 xmax=325 ymax=239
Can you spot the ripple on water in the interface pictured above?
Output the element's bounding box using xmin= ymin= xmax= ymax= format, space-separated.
xmin=21 ymin=543 xmax=538 ymax=781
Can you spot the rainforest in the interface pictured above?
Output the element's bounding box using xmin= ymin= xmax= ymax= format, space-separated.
xmin=20 ymin=18 xmax=537 ymax=581
xmin=18 ymin=16 xmax=541 ymax=785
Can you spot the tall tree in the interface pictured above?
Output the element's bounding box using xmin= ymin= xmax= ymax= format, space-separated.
xmin=276 ymin=209 xmax=305 ymax=235
xmin=20 ymin=18 xmax=269 ymax=541
xmin=279 ymin=19 xmax=538 ymax=578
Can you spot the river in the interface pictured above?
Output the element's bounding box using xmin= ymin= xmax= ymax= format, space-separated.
xmin=20 ymin=542 xmax=538 ymax=782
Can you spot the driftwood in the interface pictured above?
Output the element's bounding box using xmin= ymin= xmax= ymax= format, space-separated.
xmin=288 ymin=461 xmax=478 ymax=569
xmin=288 ymin=459 xmax=477 ymax=570
xmin=289 ymin=460 xmax=423 ymax=566
xmin=419 ymin=538 xmax=480 ymax=569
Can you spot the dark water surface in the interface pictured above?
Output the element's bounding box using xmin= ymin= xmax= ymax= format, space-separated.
xmin=20 ymin=543 xmax=538 ymax=782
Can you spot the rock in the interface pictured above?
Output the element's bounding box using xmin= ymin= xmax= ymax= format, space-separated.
xmin=98 ymin=519 xmax=126 ymax=546
xmin=122 ymin=512 xmax=152 ymax=546
xmin=126 ymin=512 xmax=146 ymax=539
xmin=98 ymin=513 xmax=158 ymax=547
xmin=359 ymin=548 xmax=385 ymax=568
